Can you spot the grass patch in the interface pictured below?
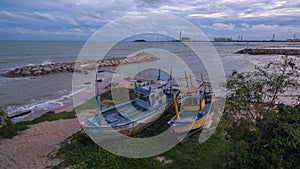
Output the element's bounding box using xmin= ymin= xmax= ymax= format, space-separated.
xmin=53 ymin=105 xmax=232 ymax=169
xmin=0 ymin=120 xmax=17 ymax=139
xmin=17 ymin=111 xmax=76 ymax=127
xmin=134 ymin=105 xmax=177 ymax=138
xmin=54 ymin=132 xmax=161 ymax=169
xmin=0 ymin=111 xmax=76 ymax=139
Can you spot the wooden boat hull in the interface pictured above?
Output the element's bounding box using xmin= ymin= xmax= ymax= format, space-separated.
xmin=169 ymin=103 xmax=211 ymax=142
xmin=83 ymin=102 xmax=172 ymax=142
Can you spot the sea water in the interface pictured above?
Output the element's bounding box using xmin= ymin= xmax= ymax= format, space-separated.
xmin=0 ymin=41 xmax=299 ymax=121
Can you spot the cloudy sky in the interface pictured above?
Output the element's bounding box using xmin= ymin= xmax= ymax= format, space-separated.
xmin=0 ymin=0 xmax=299 ymax=41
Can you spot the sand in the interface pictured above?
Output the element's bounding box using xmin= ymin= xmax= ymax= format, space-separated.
xmin=0 ymin=118 xmax=81 ymax=169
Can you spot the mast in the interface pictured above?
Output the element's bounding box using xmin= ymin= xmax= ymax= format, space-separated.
xmin=158 ymin=68 xmax=161 ymax=80
xmin=200 ymin=73 xmax=205 ymax=91
xmin=169 ymin=68 xmax=172 ymax=81
xmin=96 ymin=72 xmax=102 ymax=124
xmin=185 ymin=71 xmax=189 ymax=91
xmin=173 ymin=94 xmax=180 ymax=122
xmin=189 ymin=74 xmax=193 ymax=88
xmin=169 ymin=68 xmax=172 ymax=93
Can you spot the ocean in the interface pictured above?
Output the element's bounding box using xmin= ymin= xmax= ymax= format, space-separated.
xmin=0 ymin=41 xmax=299 ymax=122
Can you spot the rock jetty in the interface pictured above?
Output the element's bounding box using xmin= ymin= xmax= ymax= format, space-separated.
xmin=236 ymin=48 xmax=300 ymax=55
xmin=4 ymin=52 xmax=159 ymax=77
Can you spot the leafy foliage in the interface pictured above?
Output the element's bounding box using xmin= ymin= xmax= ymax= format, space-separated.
xmin=0 ymin=110 xmax=17 ymax=138
xmin=224 ymin=105 xmax=300 ymax=169
xmin=227 ymin=55 xmax=299 ymax=120
xmin=224 ymin=55 xmax=300 ymax=168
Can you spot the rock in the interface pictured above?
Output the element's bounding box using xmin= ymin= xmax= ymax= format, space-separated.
xmin=43 ymin=67 xmax=52 ymax=73
xmin=4 ymin=53 xmax=160 ymax=77
xmin=31 ymin=66 xmax=41 ymax=72
xmin=8 ymin=68 xmax=22 ymax=76
xmin=236 ymin=48 xmax=300 ymax=55
xmin=32 ymin=70 xmax=42 ymax=76
xmin=21 ymin=67 xmax=31 ymax=76
xmin=224 ymin=134 xmax=231 ymax=140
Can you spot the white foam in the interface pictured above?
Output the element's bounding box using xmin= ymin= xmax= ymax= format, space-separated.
xmin=26 ymin=63 xmax=35 ymax=66
xmin=41 ymin=60 xmax=55 ymax=65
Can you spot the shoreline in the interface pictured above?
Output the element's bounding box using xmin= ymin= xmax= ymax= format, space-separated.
xmin=236 ymin=48 xmax=300 ymax=55
xmin=0 ymin=77 xmax=133 ymax=169
xmin=4 ymin=53 xmax=154 ymax=123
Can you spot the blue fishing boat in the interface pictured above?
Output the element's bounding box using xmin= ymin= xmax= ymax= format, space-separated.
xmin=168 ymin=74 xmax=213 ymax=141
xmin=82 ymin=69 xmax=179 ymax=141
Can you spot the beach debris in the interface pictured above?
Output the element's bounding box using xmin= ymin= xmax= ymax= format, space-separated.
xmin=8 ymin=110 xmax=32 ymax=119
xmin=156 ymin=156 xmax=173 ymax=164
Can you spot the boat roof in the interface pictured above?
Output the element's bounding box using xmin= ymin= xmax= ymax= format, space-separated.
xmin=135 ymin=79 xmax=170 ymax=91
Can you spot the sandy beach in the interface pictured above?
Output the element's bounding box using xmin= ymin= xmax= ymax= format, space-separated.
xmin=0 ymin=74 xmax=134 ymax=169
xmin=0 ymin=118 xmax=81 ymax=169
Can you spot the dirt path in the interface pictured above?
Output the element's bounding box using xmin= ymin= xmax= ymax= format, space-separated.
xmin=0 ymin=118 xmax=81 ymax=169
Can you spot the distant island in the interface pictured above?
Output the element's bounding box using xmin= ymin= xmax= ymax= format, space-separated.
xmin=133 ymin=39 xmax=146 ymax=42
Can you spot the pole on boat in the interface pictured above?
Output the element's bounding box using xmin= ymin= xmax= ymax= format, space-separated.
xmin=96 ymin=72 xmax=102 ymax=124
xmin=158 ymin=68 xmax=161 ymax=80
xmin=96 ymin=94 xmax=101 ymax=112
xmin=200 ymin=72 xmax=205 ymax=91
xmin=184 ymin=71 xmax=189 ymax=91
xmin=173 ymin=94 xmax=180 ymax=122
xmin=169 ymin=68 xmax=173 ymax=93
xmin=169 ymin=68 xmax=172 ymax=81
xmin=189 ymin=74 xmax=193 ymax=88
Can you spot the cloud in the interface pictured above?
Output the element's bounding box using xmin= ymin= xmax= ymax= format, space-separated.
xmin=32 ymin=12 xmax=55 ymax=22
xmin=135 ymin=0 xmax=171 ymax=8
xmin=250 ymin=24 xmax=299 ymax=33
xmin=0 ymin=10 xmax=78 ymax=25
xmin=0 ymin=0 xmax=299 ymax=40
xmin=200 ymin=23 xmax=235 ymax=30
xmin=241 ymin=23 xmax=250 ymax=28
xmin=12 ymin=27 xmax=89 ymax=36
xmin=0 ymin=10 xmax=27 ymax=20
xmin=187 ymin=12 xmax=228 ymax=18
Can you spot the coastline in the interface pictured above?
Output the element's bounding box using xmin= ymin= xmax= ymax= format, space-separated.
xmin=0 ymin=43 xmax=299 ymax=168
xmin=0 ymin=75 xmax=134 ymax=169
xmin=4 ymin=52 xmax=156 ymax=123
xmin=4 ymin=52 xmax=159 ymax=77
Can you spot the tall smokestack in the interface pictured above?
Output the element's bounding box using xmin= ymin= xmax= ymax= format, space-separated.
xmin=179 ymin=30 xmax=182 ymax=41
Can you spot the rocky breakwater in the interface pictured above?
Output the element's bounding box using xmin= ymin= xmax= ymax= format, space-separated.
xmin=4 ymin=52 xmax=159 ymax=77
xmin=236 ymin=48 xmax=300 ymax=55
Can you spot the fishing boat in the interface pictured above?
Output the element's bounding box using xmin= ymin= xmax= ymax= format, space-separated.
xmin=82 ymin=69 xmax=180 ymax=142
xmin=168 ymin=74 xmax=213 ymax=141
